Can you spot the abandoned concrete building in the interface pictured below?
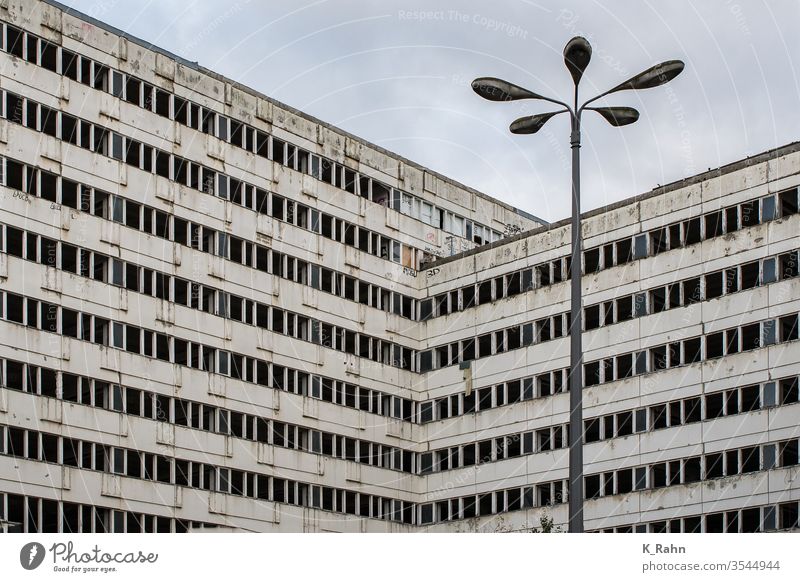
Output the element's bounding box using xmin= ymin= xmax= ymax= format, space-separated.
xmin=0 ymin=0 xmax=798 ymax=533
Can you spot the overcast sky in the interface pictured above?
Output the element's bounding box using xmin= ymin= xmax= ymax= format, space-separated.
xmin=59 ymin=0 xmax=800 ymax=223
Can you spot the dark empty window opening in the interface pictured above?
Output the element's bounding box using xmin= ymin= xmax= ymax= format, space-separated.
xmin=616 ymin=296 xmax=633 ymax=322
xmin=780 ymin=315 xmax=799 ymax=342
xmin=584 ymin=248 xmax=600 ymax=273
xmin=705 ymin=271 xmax=723 ymax=299
xmin=779 ymin=252 xmax=799 ymax=279
xmin=684 ymin=457 xmax=702 ymax=483
xmin=650 ymin=228 xmax=667 ymax=254
xmin=684 ymin=397 xmax=701 ymax=423
xmin=779 ymin=187 xmax=799 ymax=217
xmin=585 ymin=305 xmax=600 ymax=330
xmin=704 ymin=211 xmax=723 ymax=239
xmin=478 ymin=281 xmax=492 ymax=305
xmin=706 ymin=332 xmax=724 ymax=359
xmin=740 ymin=261 xmax=759 ymax=289
xmin=684 ymin=337 xmax=702 ymax=363
xmin=741 ymin=323 xmax=761 ymax=351
xmin=616 ymin=239 xmax=633 ymax=264
xmin=706 ymin=392 xmax=724 ymax=419
xmin=683 ymin=278 xmax=702 ymax=304
xmin=684 ymin=217 xmax=701 ymax=245
xmin=740 ymin=200 xmax=759 ymax=227
xmin=650 ymin=286 xmax=666 ymax=313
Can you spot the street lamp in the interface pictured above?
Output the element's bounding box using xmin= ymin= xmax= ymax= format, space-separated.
xmin=472 ymin=37 xmax=684 ymax=533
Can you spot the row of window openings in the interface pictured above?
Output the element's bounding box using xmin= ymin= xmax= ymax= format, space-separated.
xmin=1 ymin=356 xmax=414 ymax=427
xmin=0 ymin=393 xmax=412 ymax=474
xmin=13 ymin=296 xmax=780 ymax=428
xmin=2 ymin=307 xmax=796 ymax=429
xmin=419 ymin=440 xmax=797 ymax=525
xmin=418 ymin=479 xmax=568 ymax=524
xmin=0 ymin=92 xmax=420 ymax=270
xmin=0 ymin=298 xmax=418 ymax=418
xmin=584 ymin=315 xmax=799 ymax=387
xmin=418 ymin=315 xmax=799 ymax=424
xmin=1 ymin=366 xmax=415 ymax=472
xmin=584 ymin=439 xmax=798 ymax=499
xmin=0 ymin=284 xmax=601 ymax=386
xmin=0 ymin=427 xmax=414 ymax=524
xmin=0 ymin=493 xmax=198 ymax=533
xmin=0 ymin=22 xmax=506 ymax=249
xmin=4 ymin=492 xmax=794 ymax=533
xmin=10 ymin=356 xmax=794 ymax=480
xmin=585 ymin=251 xmax=799 ymax=331
xmin=2 ymin=226 xmax=416 ymax=333
xmin=0 ymin=168 xmax=419 ymax=320
xmin=595 ymin=503 xmax=798 ymax=533
xmin=420 ymin=377 xmax=799 ymax=473
xmin=421 ymin=187 xmax=799 ymax=320
xmin=0 ymin=288 xmax=417 ymax=371
xmin=585 ymin=377 xmax=798 ymax=442
xmin=6 ymin=140 xmax=797 ymax=329
xmin=419 ymin=277 xmax=799 ymax=374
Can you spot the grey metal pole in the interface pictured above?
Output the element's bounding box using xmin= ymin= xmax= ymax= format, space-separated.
xmin=472 ymin=40 xmax=683 ymax=535
xmin=567 ymin=108 xmax=584 ymax=533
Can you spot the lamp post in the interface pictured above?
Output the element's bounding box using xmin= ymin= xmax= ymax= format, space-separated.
xmin=472 ymin=37 xmax=684 ymax=533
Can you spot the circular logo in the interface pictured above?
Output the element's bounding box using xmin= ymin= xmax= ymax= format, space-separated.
xmin=19 ymin=542 xmax=46 ymax=570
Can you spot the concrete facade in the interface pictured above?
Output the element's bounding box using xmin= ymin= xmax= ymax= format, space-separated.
xmin=0 ymin=0 xmax=797 ymax=533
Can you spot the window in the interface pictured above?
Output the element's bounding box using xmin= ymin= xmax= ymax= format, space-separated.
xmin=616 ymin=239 xmax=632 ymax=264
xmin=633 ymin=234 xmax=647 ymax=259
xmin=650 ymin=228 xmax=667 ymax=254
xmin=779 ymin=188 xmax=798 ymax=217
xmin=741 ymin=200 xmax=759 ymax=227
xmin=584 ymin=248 xmax=600 ymax=273
xmin=705 ymin=211 xmax=723 ymax=239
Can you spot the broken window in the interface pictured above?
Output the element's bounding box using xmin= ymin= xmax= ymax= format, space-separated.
xmin=779 ymin=187 xmax=799 ymax=217
xmin=740 ymin=385 xmax=760 ymax=412
xmin=740 ymin=200 xmax=759 ymax=227
xmin=6 ymin=25 xmax=24 ymax=58
xmin=704 ymin=392 xmax=725 ymax=420
xmin=650 ymin=228 xmax=667 ymax=254
xmin=740 ymin=261 xmax=760 ymax=289
xmin=705 ymin=271 xmax=723 ymax=299
xmin=617 ymin=469 xmax=633 ymax=494
xmin=706 ymin=331 xmax=724 ymax=359
xmin=615 ymin=238 xmax=633 ymax=264
xmin=704 ymin=211 xmax=723 ymax=239
xmin=616 ymin=295 xmax=633 ymax=322
xmin=684 ymin=337 xmax=702 ymax=363
xmin=683 ymin=457 xmax=701 ymax=483
xmin=584 ymin=248 xmax=600 ymax=273
xmin=617 ymin=353 xmax=633 ymax=378
xmin=741 ymin=447 xmax=760 ymax=473
xmin=741 ymin=322 xmax=761 ymax=351
xmin=478 ymin=280 xmax=492 ymax=304
xmin=780 ymin=314 xmax=799 ymax=342
xmin=650 ymin=345 xmax=667 ymax=371
xmin=585 ymin=361 xmax=600 ymax=386
xmin=644 ymin=287 xmax=665 ymax=315
xmin=683 ymin=277 xmax=702 ymax=304
xmin=616 ymin=412 xmax=633 ymax=436
xmin=684 ymin=217 xmax=701 ymax=245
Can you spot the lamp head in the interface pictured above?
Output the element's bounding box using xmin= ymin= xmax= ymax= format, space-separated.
xmin=589 ymin=106 xmax=640 ymax=126
xmin=509 ymin=110 xmax=565 ymax=134
xmin=564 ymin=36 xmax=592 ymax=86
xmin=471 ymin=77 xmax=549 ymax=102
xmin=607 ymin=60 xmax=685 ymax=93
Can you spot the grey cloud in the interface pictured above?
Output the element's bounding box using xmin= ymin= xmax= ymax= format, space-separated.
xmin=60 ymin=0 xmax=800 ymax=222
